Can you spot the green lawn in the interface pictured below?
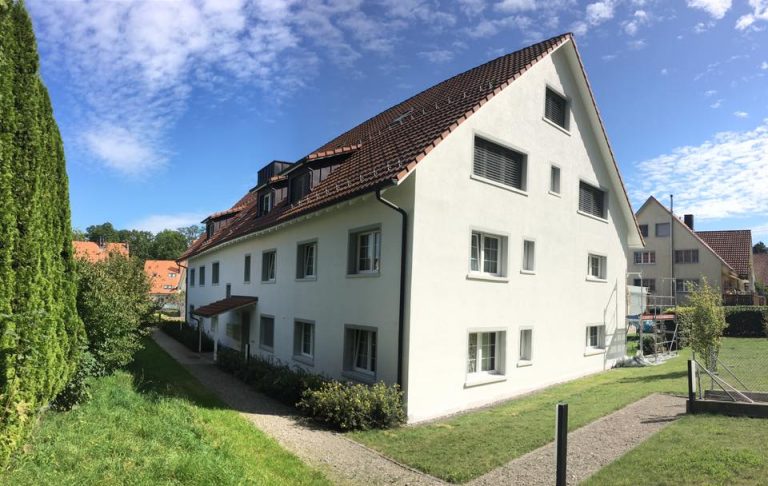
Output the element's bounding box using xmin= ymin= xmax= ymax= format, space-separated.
xmin=585 ymin=414 xmax=768 ymax=485
xmin=3 ymin=338 xmax=329 ymax=485
xmin=352 ymin=353 xmax=688 ymax=483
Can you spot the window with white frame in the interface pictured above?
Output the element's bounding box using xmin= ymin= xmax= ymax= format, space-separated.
xmin=656 ymin=223 xmax=670 ymax=237
xmin=633 ymin=251 xmax=656 ymax=264
xmin=470 ymin=231 xmax=505 ymax=276
xmin=544 ymin=88 xmax=568 ymax=129
xmin=674 ymin=249 xmax=699 ymax=264
xmin=259 ymin=191 xmax=272 ymax=216
xmin=550 ymin=165 xmax=561 ymax=194
xmin=522 ymin=239 xmax=535 ymax=273
xmin=467 ymin=331 xmax=505 ymax=375
xmin=587 ymin=254 xmax=607 ymax=280
xmin=579 ymin=181 xmax=607 ymax=219
xmin=293 ymin=320 xmax=314 ymax=361
xmin=297 ymin=241 xmax=317 ymax=279
xmin=348 ymin=228 xmax=381 ymax=275
xmin=344 ymin=327 xmax=377 ymax=377
xmin=211 ymin=262 xmax=220 ymax=285
xmin=244 ymin=254 xmax=251 ymax=283
xmin=259 ymin=315 xmax=274 ymax=351
xmin=261 ymin=250 xmax=276 ymax=282
xmin=519 ymin=328 xmax=533 ymax=362
xmin=585 ymin=325 xmax=605 ymax=350
xmin=473 ymin=137 xmax=527 ymax=191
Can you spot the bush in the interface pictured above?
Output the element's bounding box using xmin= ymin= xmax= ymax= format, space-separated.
xmin=51 ymin=350 xmax=98 ymax=411
xmin=722 ymin=306 xmax=768 ymax=337
xmin=76 ymin=254 xmax=154 ymax=374
xmin=298 ymin=381 xmax=406 ymax=431
xmin=678 ymin=280 xmax=726 ymax=368
xmin=161 ymin=322 xmax=214 ymax=352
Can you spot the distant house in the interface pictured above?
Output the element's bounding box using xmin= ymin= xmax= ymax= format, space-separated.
xmin=145 ymin=260 xmax=186 ymax=315
xmin=73 ymin=240 xmax=129 ymax=262
xmin=630 ymin=196 xmax=757 ymax=303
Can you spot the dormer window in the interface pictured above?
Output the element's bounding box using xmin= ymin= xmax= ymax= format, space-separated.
xmin=259 ymin=191 xmax=272 ymax=216
xmin=206 ymin=222 xmax=214 ymax=239
xmin=290 ymin=172 xmax=311 ymax=204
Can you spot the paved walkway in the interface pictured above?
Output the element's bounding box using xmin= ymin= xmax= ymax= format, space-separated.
xmin=152 ymin=330 xmax=685 ymax=485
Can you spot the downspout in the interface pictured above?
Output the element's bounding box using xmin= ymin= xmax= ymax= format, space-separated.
xmin=375 ymin=186 xmax=407 ymax=388
xmin=670 ymin=194 xmax=675 ymax=299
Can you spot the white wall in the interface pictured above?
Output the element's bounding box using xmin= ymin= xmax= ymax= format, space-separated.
xmin=403 ymin=42 xmax=633 ymax=422
xmin=186 ymin=183 xmax=413 ymax=386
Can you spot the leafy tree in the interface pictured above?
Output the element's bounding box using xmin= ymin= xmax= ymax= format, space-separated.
xmin=117 ymin=229 xmax=153 ymax=260
xmin=0 ymin=1 xmax=83 ymax=463
xmin=76 ymin=254 xmax=154 ymax=374
xmin=678 ymin=279 xmax=727 ymax=370
xmin=177 ymin=225 xmax=203 ymax=246
xmin=71 ymin=227 xmax=87 ymax=241
xmin=152 ymin=229 xmax=188 ymax=260
xmin=754 ymin=241 xmax=767 ymax=254
xmin=85 ymin=222 xmax=118 ymax=244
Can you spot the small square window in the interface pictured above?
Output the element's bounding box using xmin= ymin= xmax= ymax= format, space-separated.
xmin=470 ymin=231 xmax=507 ymax=277
xmin=467 ymin=331 xmax=506 ymax=375
xmin=297 ymin=241 xmax=317 ymax=279
xmin=522 ymin=240 xmax=535 ymax=273
xmin=639 ymin=224 xmax=648 ymax=237
xmin=348 ymin=228 xmax=381 ymax=275
xmin=293 ymin=320 xmax=314 ymax=362
xmin=579 ymin=181 xmax=607 ymax=219
xmin=656 ymin=223 xmax=670 ymax=237
xmin=587 ymin=254 xmax=607 ymax=280
xmin=519 ymin=329 xmax=533 ymax=362
xmin=212 ymin=262 xmax=220 ymax=285
xmin=550 ymin=166 xmax=561 ymax=194
xmin=262 ymin=250 xmax=276 ymax=282
xmin=586 ymin=325 xmax=606 ymax=350
xmin=545 ymin=88 xmax=568 ymax=129
xmin=259 ymin=315 xmax=274 ymax=351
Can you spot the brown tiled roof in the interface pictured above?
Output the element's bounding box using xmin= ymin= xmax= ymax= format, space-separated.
xmin=696 ymin=230 xmax=753 ymax=278
xmin=192 ymin=295 xmax=258 ymax=318
xmin=181 ymin=34 xmax=575 ymax=260
xmin=754 ymin=253 xmax=768 ymax=285
xmin=73 ymin=241 xmax=129 ymax=262
xmin=144 ymin=260 xmax=184 ymax=295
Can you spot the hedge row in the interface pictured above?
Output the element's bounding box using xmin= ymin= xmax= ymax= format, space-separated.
xmin=216 ymin=346 xmax=405 ymax=430
xmin=675 ymin=306 xmax=768 ymax=338
xmin=160 ymin=322 xmax=214 ymax=353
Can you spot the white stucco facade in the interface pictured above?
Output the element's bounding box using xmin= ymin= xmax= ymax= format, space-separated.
xmin=185 ymin=38 xmax=641 ymax=422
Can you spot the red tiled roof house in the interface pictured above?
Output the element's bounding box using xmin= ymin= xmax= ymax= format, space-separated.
xmin=73 ymin=240 xmax=129 ymax=262
xmin=181 ymin=34 xmax=643 ymax=422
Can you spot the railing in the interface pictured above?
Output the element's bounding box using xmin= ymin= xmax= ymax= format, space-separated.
xmin=723 ymin=293 xmax=766 ymax=306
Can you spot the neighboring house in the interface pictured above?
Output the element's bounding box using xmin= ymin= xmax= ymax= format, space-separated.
xmin=629 ymin=196 xmax=755 ymax=300
xmin=145 ymin=260 xmax=186 ymax=317
xmin=180 ymin=33 xmax=643 ymax=422
xmin=73 ymin=240 xmax=129 ymax=262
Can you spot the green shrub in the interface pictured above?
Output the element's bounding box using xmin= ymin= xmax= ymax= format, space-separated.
xmin=298 ymin=381 xmax=406 ymax=431
xmin=160 ymin=322 xmax=214 ymax=352
xmin=722 ymin=306 xmax=768 ymax=337
xmin=51 ymin=350 xmax=98 ymax=411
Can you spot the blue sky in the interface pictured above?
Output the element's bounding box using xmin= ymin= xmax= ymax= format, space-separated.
xmin=28 ymin=0 xmax=768 ymax=242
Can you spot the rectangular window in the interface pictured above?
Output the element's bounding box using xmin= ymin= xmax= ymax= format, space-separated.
xmin=579 ymin=181 xmax=607 ymax=219
xmin=199 ymin=265 xmax=206 ymax=286
xmin=259 ymin=191 xmax=272 ymax=216
xmin=550 ymin=165 xmax=561 ymax=194
xmin=544 ymin=87 xmax=568 ymax=129
xmin=519 ymin=329 xmax=533 ymax=362
xmin=290 ymin=172 xmax=312 ymax=204
xmin=296 ymin=241 xmax=317 ymax=279
xmin=467 ymin=331 xmax=505 ymax=375
xmin=674 ymin=249 xmax=699 ymax=264
xmin=470 ymin=231 xmax=505 ymax=276
xmin=639 ymin=224 xmax=648 ymax=237
xmin=522 ymin=239 xmax=535 ymax=272
xmin=344 ymin=327 xmax=377 ymax=377
xmin=348 ymin=228 xmax=381 ymax=275
xmin=675 ymin=279 xmax=699 ymax=293
xmin=259 ymin=315 xmax=274 ymax=351
xmin=473 ymin=137 xmax=527 ymax=191
xmin=211 ymin=262 xmax=220 ymax=285
xmin=633 ymin=278 xmax=656 ymax=294
xmin=587 ymin=254 xmax=607 ymax=280
xmin=261 ymin=250 xmax=276 ymax=282
xmin=633 ymin=251 xmax=656 ymax=264
xmin=656 ymin=223 xmax=670 ymax=237
xmin=190 ymin=268 xmax=195 ymax=287
xmin=293 ymin=320 xmax=315 ymax=361
xmin=244 ymin=254 xmax=251 ymax=283
xmin=586 ymin=325 xmax=606 ymax=350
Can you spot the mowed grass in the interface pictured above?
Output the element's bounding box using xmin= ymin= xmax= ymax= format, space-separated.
xmin=351 ymin=353 xmax=688 ymax=483
xmin=3 ymin=338 xmax=329 ymax=485
xmin=585 ymin=414 xmax=768 ymax=485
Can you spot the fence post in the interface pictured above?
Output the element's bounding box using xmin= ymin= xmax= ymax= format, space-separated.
xmin=556 ymin=402 xmax=568 ymax=486
xmin=687 ymin=360 xmax=696 ymax=413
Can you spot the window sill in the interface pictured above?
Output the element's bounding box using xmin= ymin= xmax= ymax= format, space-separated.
xmin=548 ymin=190 xmax=562 ymax=198
xmin=211 ymin=283 xmax=219 ymax=287
xmin=464 ymin=373 xmax=506 ymax=388
xmin=470 ymin=174 xmax=528 ymax=196
xmin=261 ymin=280 xmax=276 ymax=284
xmin=586 ymin=276 xmax=607 ymax=283
xmin=342 ymin=370 xmax=375 ymax=384
xmin=520 ymin=269 xmax=536 ymax=275
xmin=292 ymin=355 xmax=314 ymax=367
xmin=584 ymin=348 xmax=606 ymax=357
xmin=244 ymin=281 xmax=251 ymax=285
xmin=466 ymin=273 xmax=509 ymax=283
xmin=296 ymin=276 xmax=317 ymax=282
xmin=517 ymin=360 xmax=533 ymax=368
xmin=542 ymin=116 xmax=571 ymax=135
xmin=346 ymin=272 xmax=380 ymax=279
xmin=577 ymin=210 xmax=609 ymax=223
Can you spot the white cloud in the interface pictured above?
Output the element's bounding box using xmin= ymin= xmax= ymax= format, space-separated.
xmin=418 ymin=49 xmax=454 ymax=63
xmin=130 ymin=212 xmax=209 ymax=233
xmin=734 ymin=111 xmax=750 ymax=118
xmin=627 ymin=39 xmax=647 ymax=50
xmin=623 ymin=9 xmax=649 ymax=36
xmin=571 ymin=20 xmax=589 ymax=36
xmin=602 ymin=53 xmax=618 ymax=61
xmin=660 ymin=68 xmax=668 ymax=75
xmin=694 ymin=21 xmax=715 ymax=33
xmin=586 ymin=1 xmax=615 ymax=26
xmin=632 ymin=120 xmax=768 ymax=220
xmin=704 ymin=89 xmax=718 ymax=96
xmin=761 ymin=61 xmax=768 ymax=70
xmin=459 ymin=0 xmax=486 ymax=17
xmin=710 ymin=99 xmax=723 ymax=108
xmin=686 ymin=0 xmax=732 ymax=20
xmin=496 ymin=0 xmax=537 ymax=12
xmin=735 ymin=0 xmax=768 ymax=30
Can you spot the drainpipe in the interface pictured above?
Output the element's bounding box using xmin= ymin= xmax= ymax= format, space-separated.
xmin=375 ymin=186 xmax=407 ymax=388
xmin=670 ymin=194 xmax=675 ymax=300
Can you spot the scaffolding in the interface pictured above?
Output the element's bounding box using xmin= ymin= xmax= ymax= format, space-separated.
xmin=626 ymin=276 xmax=680 ymax=365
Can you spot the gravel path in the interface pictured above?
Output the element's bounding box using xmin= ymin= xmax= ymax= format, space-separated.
xmin=468 ymin=393 xmax=686 ymax=486
xmin=152 ymin=330 xmax=444 ymax=486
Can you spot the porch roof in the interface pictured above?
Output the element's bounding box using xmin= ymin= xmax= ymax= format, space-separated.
xmin=192 ymin=295 xmax=258 ymax=318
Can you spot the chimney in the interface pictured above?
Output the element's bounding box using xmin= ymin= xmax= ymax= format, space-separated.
xmin=684 ymin=214 xmax=694 ymax=230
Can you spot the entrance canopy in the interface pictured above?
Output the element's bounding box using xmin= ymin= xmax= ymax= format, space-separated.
xmin=192 ymin=295 xmax=258 ymax=318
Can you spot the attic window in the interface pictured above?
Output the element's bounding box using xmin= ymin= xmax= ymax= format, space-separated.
xmin=259 ymin=191 xmax=272 ymax=216
xmin=544 ymin=88 xmax=568 ymax=130
xmin=206 ymin=222 xmax=214 ymax=239
xmin=472 ymin=137 xmax=526 ymax=191
xmin=290 ymin=172 xmax=311 ymax=204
